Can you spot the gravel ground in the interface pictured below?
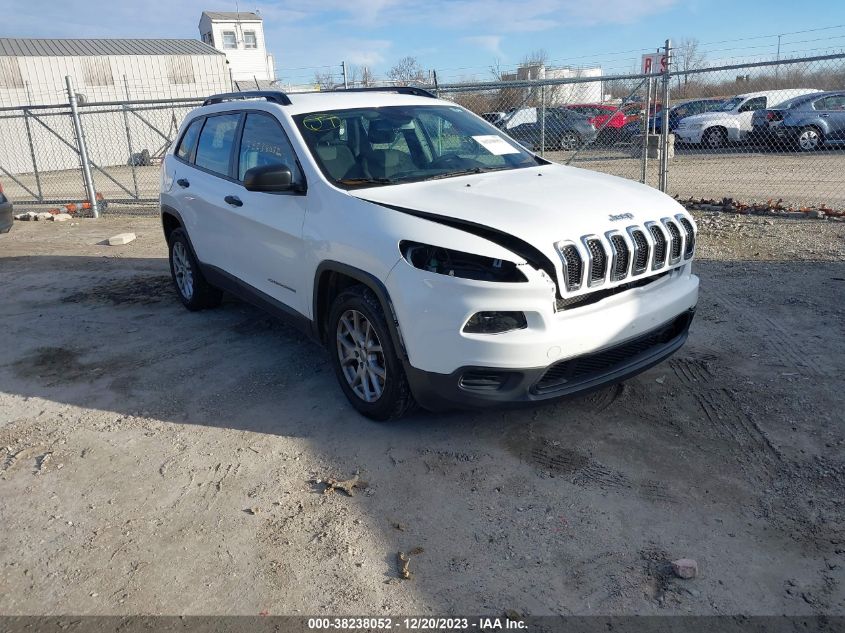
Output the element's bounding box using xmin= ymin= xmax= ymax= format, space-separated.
xmin=0 ymin=213 xmax=843 ymax=616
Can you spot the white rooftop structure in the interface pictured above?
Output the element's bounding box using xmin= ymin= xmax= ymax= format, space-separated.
xmin=199 ymin=11 xmax=275 ymax=83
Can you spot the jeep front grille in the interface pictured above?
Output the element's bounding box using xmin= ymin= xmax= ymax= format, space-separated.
xmin=554 ymin=216 xmax=695 ymax=311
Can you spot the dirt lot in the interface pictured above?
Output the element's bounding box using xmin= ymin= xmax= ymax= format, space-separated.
xmin=0 ymin=213 xmax=843 ymax=616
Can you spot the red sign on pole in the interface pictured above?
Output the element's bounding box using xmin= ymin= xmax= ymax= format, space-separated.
xmin=642 ymin=53 xmax=668 ymax=74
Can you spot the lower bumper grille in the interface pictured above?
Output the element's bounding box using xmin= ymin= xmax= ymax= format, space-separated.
xmin=532 ymin=312 xmax=693 ymax=395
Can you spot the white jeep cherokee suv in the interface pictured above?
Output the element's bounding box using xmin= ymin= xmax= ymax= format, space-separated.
xmin=160 ymin=88 xmax=699 ymax=420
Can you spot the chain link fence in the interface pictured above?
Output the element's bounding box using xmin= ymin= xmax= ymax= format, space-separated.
xmin=2 ymin=52 xmax=844 ymax=216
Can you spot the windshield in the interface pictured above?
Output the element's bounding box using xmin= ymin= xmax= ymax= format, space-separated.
xmin=294 ymin=105 xmax=540 ymax=188
xmin=714 ymin=97 xmax=743 ymax=112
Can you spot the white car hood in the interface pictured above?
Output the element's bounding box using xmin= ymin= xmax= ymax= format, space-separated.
xmin=351 ymin=163 xmax=689 ymax=290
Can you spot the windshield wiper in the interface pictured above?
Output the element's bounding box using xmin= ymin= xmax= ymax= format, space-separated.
xmin=422 ymin=166 xmax=509 ymax=181
xmin=337 ymin=177 xmax=395 ymax=186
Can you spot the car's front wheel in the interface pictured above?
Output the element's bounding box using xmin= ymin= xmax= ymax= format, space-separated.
xmin=168 ymin=228 xmax=222 ymax=311
xmin=703 ymin=127 xmax=728 ymax=150
xmin=327 ymin=285 xmax=415 ymax=421
xmin=558 ymin=131 xmax=580 ymax=151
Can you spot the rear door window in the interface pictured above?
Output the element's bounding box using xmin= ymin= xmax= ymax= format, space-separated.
xmin=176 ymin=118 xmax=203 ymax=161
xmin=194 ymin=113 xmax=240 ymax=177
xmin=815 ymin=95 xmax=845 ymax=111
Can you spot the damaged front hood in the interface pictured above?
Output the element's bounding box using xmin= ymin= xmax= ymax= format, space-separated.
xmin=350 ymin=162 xmax=686 ymax=274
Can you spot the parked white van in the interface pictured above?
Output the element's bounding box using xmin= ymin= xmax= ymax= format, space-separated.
xmin=674 ymin=88 xmax=822 ymax=148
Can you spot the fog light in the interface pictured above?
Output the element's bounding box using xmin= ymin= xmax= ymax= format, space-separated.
xmin=463 ymin=311 xmax=527 ymax=334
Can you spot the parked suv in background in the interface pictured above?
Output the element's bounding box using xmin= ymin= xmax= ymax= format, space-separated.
xmin=497 ymin=107 xmax=597 ymax=151
xmin=565 ymin=104 xmax=633 ymax=144
xmin=674 ymin=89 xmax=821 ymax=148
xmin=751 ymin=91 xmax=845 ymax=151
xmin=160 ymin=88 xmax=699 ymax=420
xmin=0 ymin=182 xmax=12 ymax=234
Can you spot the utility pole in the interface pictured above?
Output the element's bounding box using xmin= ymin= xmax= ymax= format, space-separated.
xmin=658 ymin=39 xmax=672 ymax=194
xmin=341 ymin=61 xmax=348 ymax=89
xmin=776 ymin=34 xmax=783 ymax=80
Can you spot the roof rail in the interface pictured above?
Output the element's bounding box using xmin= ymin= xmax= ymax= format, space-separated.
xmin=203 ymin=90 xmax=292 ymax=106
xmin=333 ymin=87 xmax=437 ymax=99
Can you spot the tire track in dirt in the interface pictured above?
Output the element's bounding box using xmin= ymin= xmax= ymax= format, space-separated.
xmin=712 ymin=290 xmax=824 ymax=376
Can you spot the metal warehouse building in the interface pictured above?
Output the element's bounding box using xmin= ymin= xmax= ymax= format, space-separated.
xmin=0 ymin=37 xmax=229 ymax=105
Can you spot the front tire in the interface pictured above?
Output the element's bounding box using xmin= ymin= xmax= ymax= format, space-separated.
xmin=558 ymin=131 xmax=580 ymax=151
xmin=703 ymin=127 xmax=728 ymax=150
xmin=168 ymin=228 xmax=222 ymax=311
xmin=327 ymin=285 xmax=415 ymax=421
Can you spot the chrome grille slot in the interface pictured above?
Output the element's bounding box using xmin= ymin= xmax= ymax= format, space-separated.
xmin=647 ymin=222 xmax=667 ymax=269
xmin=607 ymin=233 xmax=630 ymax=281
xmin=628 ymin=228 xmax=649 ymax=274
xmin=557 ymin=243 xmax=583 ymax=291
xmin=584 ymin=237 xmax=607 ymax=286
xmin=677 ymin=216 xmax=695 ymax=259
xmin=663 ymin=219 xmax=683 ymax=264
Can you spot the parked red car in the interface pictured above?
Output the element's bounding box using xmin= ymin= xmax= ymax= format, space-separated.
xmin=566 ymin=103 xmax=652 ymax=143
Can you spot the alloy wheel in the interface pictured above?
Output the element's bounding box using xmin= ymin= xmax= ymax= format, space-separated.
xmin=798 ymin=129 xmax=820 ymax=151
xmin=336 ymin=309 xmax=386 ymax=403
xmin=172 ymin=241 xmax=194 ymax=301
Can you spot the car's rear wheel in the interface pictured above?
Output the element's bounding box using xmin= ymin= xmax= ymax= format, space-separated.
xmin=168 ymin=228 xmax=222 ymax=311
xmin=797 ymin=127 xmax=822 ymax=152
xmin=328 ymin=285 xmax=415 ymax=421
xmin=703 ymin=127 xmax=728 ymax=150
xmin=558 ymin=131 xmax=579 ymax=151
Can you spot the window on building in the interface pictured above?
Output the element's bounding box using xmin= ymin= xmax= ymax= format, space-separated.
xmin=195 ymin=114 xmax=240 ymax=176
xmin=237 ymin=113 xmax=302 ymax=183
xmin=222 ymin=31 xmax=237 ymax=49
xmin=202 ymin=32 xmax=214 ymax=46
xmin=244 ymin=31 xmax=257 ymax=49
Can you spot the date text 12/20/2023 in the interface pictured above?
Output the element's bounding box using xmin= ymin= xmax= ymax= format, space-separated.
xmin=307 ymin=617 xmax=527 ymax=630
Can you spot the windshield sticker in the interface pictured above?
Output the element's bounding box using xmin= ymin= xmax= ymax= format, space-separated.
xmin=472 ymin=135 xmax=520 ymax=155
xmin=303 ymin=114 xmax=342 ymax=132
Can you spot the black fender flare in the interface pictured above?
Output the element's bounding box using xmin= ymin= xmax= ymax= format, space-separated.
xmin=312 ymin=260 xmax=408 ymax=359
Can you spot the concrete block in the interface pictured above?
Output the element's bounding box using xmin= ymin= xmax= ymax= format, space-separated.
xmin=671 ymin=558 xmax=698 ymax=579
xmin=107 ymin=233 xmax=136 ymax=246
xmin=50 ymin=213 xmax=73 ymax=222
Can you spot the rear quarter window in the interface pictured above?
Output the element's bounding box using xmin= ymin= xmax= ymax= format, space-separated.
xmin=176 ymin=118 xmax=203 ymax=161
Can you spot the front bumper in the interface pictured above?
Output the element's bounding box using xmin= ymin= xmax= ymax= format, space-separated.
xmin=674 ymin=127 xmax=704 ymax=144
xmin=405 ymin=309 xmax=695 ymax=411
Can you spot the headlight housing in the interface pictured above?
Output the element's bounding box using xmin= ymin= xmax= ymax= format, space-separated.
xmin=400 ymin=241 xmax=527 ymax=282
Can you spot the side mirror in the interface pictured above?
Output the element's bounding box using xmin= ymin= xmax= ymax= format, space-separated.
xmin=243 ymin=164 xmax=295 ymax=192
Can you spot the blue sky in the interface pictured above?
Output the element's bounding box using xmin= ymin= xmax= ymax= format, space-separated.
xmin=3 ymin=0 xmax=845 ymax=84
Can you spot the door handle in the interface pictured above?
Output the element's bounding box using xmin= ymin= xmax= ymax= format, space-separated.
xmin=224 ymin=195 xmax=243 ymax=207
xmin=819 ymin=113 xmax=830 ymax=118
xmin=176 ymin=178 xmax=190 ymax=188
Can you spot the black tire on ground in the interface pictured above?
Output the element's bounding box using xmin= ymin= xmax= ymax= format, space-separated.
xmin=327 ymin=285 xmax=415 ymax=421
xmin=703 ymin=127 xmax=728 ymax=150
xmin=167 ymin=228 xmax=223 ymax=311
xmin=796 ymin=126 xmax=823 ymax=152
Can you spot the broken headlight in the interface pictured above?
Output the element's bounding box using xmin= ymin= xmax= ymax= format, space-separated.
xmin=400 ymin=241 xmax=527 ymax=282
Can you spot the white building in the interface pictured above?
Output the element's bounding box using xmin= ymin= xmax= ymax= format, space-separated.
xmin=503 ymin=64 xmax=604 ymax=104
xmin=0 ymin=38 xmax=230 ymax=106
xmin=198 ymin=11 xmax=275 ymax=86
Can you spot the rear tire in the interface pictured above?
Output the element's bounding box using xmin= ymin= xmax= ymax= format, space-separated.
xmin=168 ymin=228 xmax=222 ymax=311
xmin=797 ymin=126 xmax=822 ymax=152
xmin=327 ymin=285 xmax=415 ymax=421
xmin=558 ymin=131 xmax=580 ymax=151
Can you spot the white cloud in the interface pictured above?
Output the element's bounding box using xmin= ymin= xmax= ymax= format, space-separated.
xmin=463 ymin=35 xmax=505 ymax=58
